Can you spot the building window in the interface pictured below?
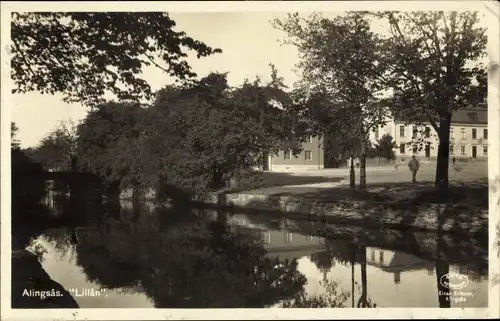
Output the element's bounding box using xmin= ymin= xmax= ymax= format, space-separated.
xmin=450 ymin=127 xmax=454 ymax=139
xmin=472 ymin=128 xmax=477 ymax=139
xmin=425 ymin=126 xmax=430 ymax=138
xmin=371 ymin=250 xmax=375 ymax=261
xmin=461 ymin=145 xmax=466 ymax=155
xmin=483 ymin=145 xmax=488 ymax=156
xmin=412 ymin=126 xmax=418 ymax=138
xmin=308 ymin=135 xmax=313 ymax=143
xmin=449 ymin=145 xmax=454 ymax=154
xmin=484 ymin=128 xmax=488 ymax=140
xmin=284 ymin=150 xmax=291 ymax=160
xmin=461 ymin=128 xmax=466 ymax=139
xmin=399 ymin=143 xmax=406 ymax=154
xmin=399 ymin=125 xmax=405 ymax=138
xmin=375 ymin=127 xmax=379 ymax=140
xmin=285 ymin=233 xmax=293 ymax=244
xmin=304 ymin=150 xmax=312 ymax=161
xmin=262 ymin=232 xmax=271 ymax=244
xmin=468 ymin=112 xmax=478 ymax=121
xmin=379 ymin=251 xmax=384 ymax=264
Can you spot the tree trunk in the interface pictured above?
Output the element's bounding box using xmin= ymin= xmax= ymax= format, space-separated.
xmin=357 ymin=245 xmax=369 ymax=308
xmin=359 ymin=139 xmax=367 ymax=191
xmin=435 ymin=230 xmax=451 ymax=308
xmin=70 ymin=156 xmax=77 ymax=172
xmin=211 ymin=167 xmax=225 ymax=189
xmin=106 ymin=180 xmax=121 ymax=202
xmin=435 ymin=259 xmax=451 ymax=308
xmin=435 ymin=114 xmax=452 ymax=192
xmin=350 ymin=153 xmax=356 ymax=190
xmin=262 ymin=150 xmax=269 ymax=171
xmin=351 ymin=244 xmax=356 ymax=308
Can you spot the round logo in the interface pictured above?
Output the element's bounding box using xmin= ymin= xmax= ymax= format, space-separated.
xmin=439 ymin=272 xmax=470 ymax=290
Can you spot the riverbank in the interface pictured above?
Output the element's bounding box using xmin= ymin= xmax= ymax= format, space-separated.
xmin=193 ymin=179 xmax=489 ymax=236
xmin=116 ymin=168 xmax=488 ymax=236
xmin=11 ymin=250 xmax=79 ymax=308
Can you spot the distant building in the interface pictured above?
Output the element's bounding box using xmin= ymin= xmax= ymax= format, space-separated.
xmin=266 ymin=135 xmax=325 ymax=172
xmin=368 ymin=106 xmax=488 ymax=162
xmin=226 ymin=213 xmax=325 ymax=261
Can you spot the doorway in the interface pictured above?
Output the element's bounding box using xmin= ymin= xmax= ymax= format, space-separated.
xmin=472 ymin=145 xmax=477 ymax=159
xmin=425 ymin=144 xmax=431 ymax=158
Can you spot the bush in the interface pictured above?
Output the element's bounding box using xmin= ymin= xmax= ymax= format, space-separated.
xmin=11 ymin=148 xmax=47 ymax=222
xmin=228 ymin=169 xmax=264 ymax=193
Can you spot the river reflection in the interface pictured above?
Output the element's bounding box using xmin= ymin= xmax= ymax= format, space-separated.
xmin=23 ymin=200 xmax=488 ymax=308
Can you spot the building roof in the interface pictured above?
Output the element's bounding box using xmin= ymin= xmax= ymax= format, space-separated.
xmin=266 ymin=246 xmax=324 ymax=262
xmin=367 ymin=251 xmax=434 ymax=273
xmin=449 ymin=107 xmax=488 ymax=125
xmin=392 ymin=106 xmax=487 ymax=126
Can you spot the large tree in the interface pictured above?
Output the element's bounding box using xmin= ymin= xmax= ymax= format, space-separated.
xmin=373 ymin=134 xmax=397 ymax=161
xmin=28 ymin=121 xmax=79 ymax=171
xmin=10 ymin=125 xmax=47 ymax=220
xmin=376 ymin=11 xmax=487 ymax=191
xmin=273 ymin=12 xmax=390 ymax=190
xmin=148 ymin=70 xmax=299 ymax=197
xmin=11 ymin=12 xmax=222 ymax=107
xmin=76 ymin=102 xmax=148 ymax=191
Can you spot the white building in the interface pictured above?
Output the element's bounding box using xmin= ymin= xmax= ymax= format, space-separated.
xmin=368 ymin=107 xmax=488 ymax=162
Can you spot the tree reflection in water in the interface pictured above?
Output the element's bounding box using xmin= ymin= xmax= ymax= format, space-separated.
xmin=310 ymin=239 xmax=376 ymax=308
xmin=68 ymin=204 xmax=315 ymax=308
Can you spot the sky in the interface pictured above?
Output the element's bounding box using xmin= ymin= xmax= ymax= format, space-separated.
xmin=7 ymin=6 xmax=495 ymax=148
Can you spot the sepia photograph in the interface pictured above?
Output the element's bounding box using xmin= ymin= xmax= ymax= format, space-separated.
xmin=1 ymin=1 xmax=499 ymax=320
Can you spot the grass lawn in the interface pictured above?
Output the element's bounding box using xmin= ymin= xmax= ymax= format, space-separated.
xmin=227 ymin=161 xmax=488 ymax=209
xmin=226 ymin=171 xmax=345 ymax=194
xmin=264 ymin=180 xmax=488 ymax=208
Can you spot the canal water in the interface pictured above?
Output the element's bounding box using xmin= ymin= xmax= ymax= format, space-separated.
xmin=20 ymin=197 xmax=488 ymax=309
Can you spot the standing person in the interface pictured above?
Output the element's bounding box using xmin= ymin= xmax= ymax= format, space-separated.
xmin=408 ymin=155 xmax=420 ymax=183
xmin=452 ymin=156 xmax=456 ymax=165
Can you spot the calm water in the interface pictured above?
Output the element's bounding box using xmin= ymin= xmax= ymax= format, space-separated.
xmin=21 ymin=195 xmax=488 ymax=308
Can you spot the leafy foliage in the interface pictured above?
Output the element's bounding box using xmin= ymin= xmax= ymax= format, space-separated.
xmin=273 ymin=12 xmax=390 ymax=138
xmin=377 ymin=11 xmax=487 ymax=125
xmin=11 ymin=148 xmax=47 ymax=211
xmin=10 ymin=125 xmax=47 ymax=225
xmin=145 ymin=71 xmax=299 ymax=196
xmin=70 ymin=68 xmax=298 ymax=198
xmin=11 ymin=122 xmax=21 ymax=150
xmin=373 ymin=134 xmax=397 ymax=161
xmin=11 ymin=12 xmax=222 ymax=107
xmin=273 ymin=12 xmax=391 ymax=189
xmin=26 ymin=121 xmax=79 ymax=171
xmin=280 ymin=277 xmax=350 ymax=308
xmin=76 ymin=102 xmax=148 ymax=188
